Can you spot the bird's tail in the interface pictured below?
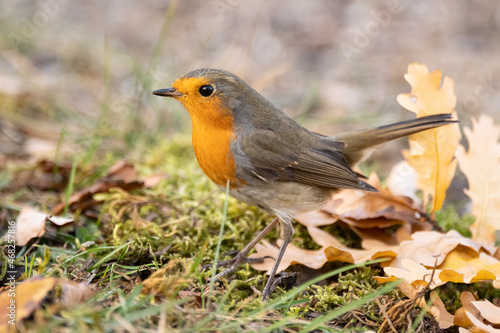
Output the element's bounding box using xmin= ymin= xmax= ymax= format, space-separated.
xmin=331 ymin=113 xmax=458 ymax=165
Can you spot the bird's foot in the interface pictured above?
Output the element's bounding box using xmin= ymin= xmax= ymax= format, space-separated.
xmin=260 ymin=271 xmax=297 ymax=300
xmin=203 ymin=251 xmax=265 ymax=282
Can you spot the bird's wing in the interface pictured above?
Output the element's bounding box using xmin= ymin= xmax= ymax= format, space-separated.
xmin=235 ymin=131 xmax=376 ymax=191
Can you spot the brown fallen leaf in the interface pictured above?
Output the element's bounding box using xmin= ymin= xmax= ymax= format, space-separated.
xmin=454 ymin=307 xmax=474 ymax=330
xmin=376 ymin=230 xmax=500 ymax=288
xmin=453 ymin=292 xmax=485 ymax=330
xmin=397 ymin=285 xmax=499 ymax=331
xmin=52 ymin=160 xmax=167 ymax=215
xmin=457 ymin=291 xmax=482 ymax=322
xmin=295 ymin=173 xmax=431 ymax=230
xmin=37 ymin=159 xmax=73 ymax=175
xmin=472 ymin=300 xmax=500 ymax=325
xmin=52 ymin=160 xmax=141 ymax=215
xmin=250 ymin=226 xmax=398 ymax=274
xmin=465 ymin=310 xmax=500 ymax=333
xmin=252 ymin=172 xmax=436 ymax=274
xmin=59 ymin=280 xmax=94 ymax=307
xmin=250 ymin=240 xmax=330 ymax=274
xmin=142 ymin=173 xmax=168 ymax=188
xmin=0 ymin=277 xmax=93 ymax=330
xmin=395 ymin=230 xmax=492 ymax=268
xmin=0 ymin=277 xmax=58 ymax=330
xmin=397 ymin=63 xmax=461 ymax=214
xmin=438 ymin=250 xmax=500 ymax=284
xmin=460 ymin=292 xmax=480 ymax=314
xmin=11 ymin=206 xmax=47 ymax=246
xmin=353 ymin=225 xmax=414 ymax=262
xmin=104 ymin=160 xmax=139 ymax=183
xmin=429 ymin=291 xmax=455 ymax=329
xmin=1 ymin=207 xmax=74 ymax=246
xmin=177 ymin=291 xmax=204 ymax=309
xmin=456 ymin=115 xmax=500 ymax=248
xmin=24 ymin=159 xmax=75 ymax=191
xmin=46 ymin=214 xmax=74 ymax=226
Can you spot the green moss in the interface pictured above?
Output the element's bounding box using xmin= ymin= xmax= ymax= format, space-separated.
xmin=435 ymin=205 xmax=475 ymax=237
xmin=285 ymin=266 xmax=394 ymax=324
xmin=4 ymin=134 xmax=463 ymax=332
xmin=320 ymin=223 xmax=363 ymax=249
xmin=433 ymin=282 xmax=500 ymax=314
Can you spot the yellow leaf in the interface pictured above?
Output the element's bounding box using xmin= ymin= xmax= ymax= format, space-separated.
xmin=454 ymin=307 xmax=474 ymax=328
xmin=397 ymin=63 xmax=461 ymax=213
xmin=456 ymin=115 xmax=500 ymax=247
xmin=454 ymin=293 xmax=500 ymax=331
xmin=438 ymin=250 xmax=500 ymax=283
xmin=0 ymin=277 xmax=92 ymax=330
xmin=397 ymin=63 xmax=456 ymax=117
xmin=0 ymin=277 xmax=57 ymax=330
xmin=379 ymin=230 xmax=500 ymax=288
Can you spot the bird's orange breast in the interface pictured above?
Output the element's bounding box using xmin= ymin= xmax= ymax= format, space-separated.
xmin=191 ymin=119 xmax=241 ymax=188
xmin=172 ymin=77 xmax=244 ymax=188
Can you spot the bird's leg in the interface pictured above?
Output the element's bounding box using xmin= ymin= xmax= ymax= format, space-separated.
xmin=213 ymin=217 xmax=279 ymax=280
xmin=261 ymin=217 xmax=293 ymax=300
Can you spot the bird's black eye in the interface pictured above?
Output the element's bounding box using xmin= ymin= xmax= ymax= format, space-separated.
xmin=199 ymin=85 xmax=214 ymax=97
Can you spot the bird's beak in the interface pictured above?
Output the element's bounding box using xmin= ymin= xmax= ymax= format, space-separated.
xmin=152 ymin=87 xmax=184 ymax=98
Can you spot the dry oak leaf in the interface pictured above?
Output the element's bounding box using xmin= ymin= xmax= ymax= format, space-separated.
xmin=397 ymin=63 xmax=461 ymax=213
xmin=472 ymin=300 xmax=500 ymax=325
xmin=398 ymin=287 xmax=499 ymax=331
xmin=253 ymin=171 xmax=431 ymax=274
xmin=0 ymin=277 xmax=93 ymax=330
xmin=46 ymin=214 xmax=74 ymax=226
xmin=456 ymin=115 xmax=500 ymax=248
xmin=9 ymin=206 xmax=47 ymax=246
xmin=453 ymin=292 xmax=480 ymax=329
xmin=0 ymin=277 xmax=58 ymax=330
xmin=453 ymin=292 xmax=500 ymax=333
xmin=250 ymin=225 xmax=398 ymax=275
xmin=375 ymin=230 xmax=500 ymax=288
xmin=353 ymin=224 xmax=414 ymax=263
xmin=53 ymin=160 xmax=167 ymax=215
xmin=465 ymin=311 xmax=500 ymax=333
xmin=429 ymin=291 xmax=455 ymax=329
xmin=59 ymin=280 xmax=95 ymax=307
xmin=295 ymin=172 xmax=430 ymax=230
xmin=1 ymin=207 xmax=74 ymax=246
xmin=451 ymin=293 xmax=500 ymax=331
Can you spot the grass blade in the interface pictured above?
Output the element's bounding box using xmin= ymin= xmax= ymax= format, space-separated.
xmin=300 ymin=280 xmax=401 ymax=332
xmin=209 ymin=180 xmax=230 ymax=296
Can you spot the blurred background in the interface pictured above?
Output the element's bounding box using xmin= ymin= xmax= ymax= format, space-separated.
xmin=1 ymin=0 xmax=499 ymax=174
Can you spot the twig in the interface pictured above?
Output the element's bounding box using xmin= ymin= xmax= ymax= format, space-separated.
xmin=376 ymin=297 xmax=397 ymax=333
xmin=419 ymin=255 xmax=440 ymax=297
xmin=420 ymin=211 xmax=444 ymax=232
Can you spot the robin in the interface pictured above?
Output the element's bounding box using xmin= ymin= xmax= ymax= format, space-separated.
xmin=153 ymin=68 xmax=456 ymax=300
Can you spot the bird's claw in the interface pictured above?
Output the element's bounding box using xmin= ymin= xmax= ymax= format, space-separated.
xmin=204 ymin=253 xmax=266 ymax=283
